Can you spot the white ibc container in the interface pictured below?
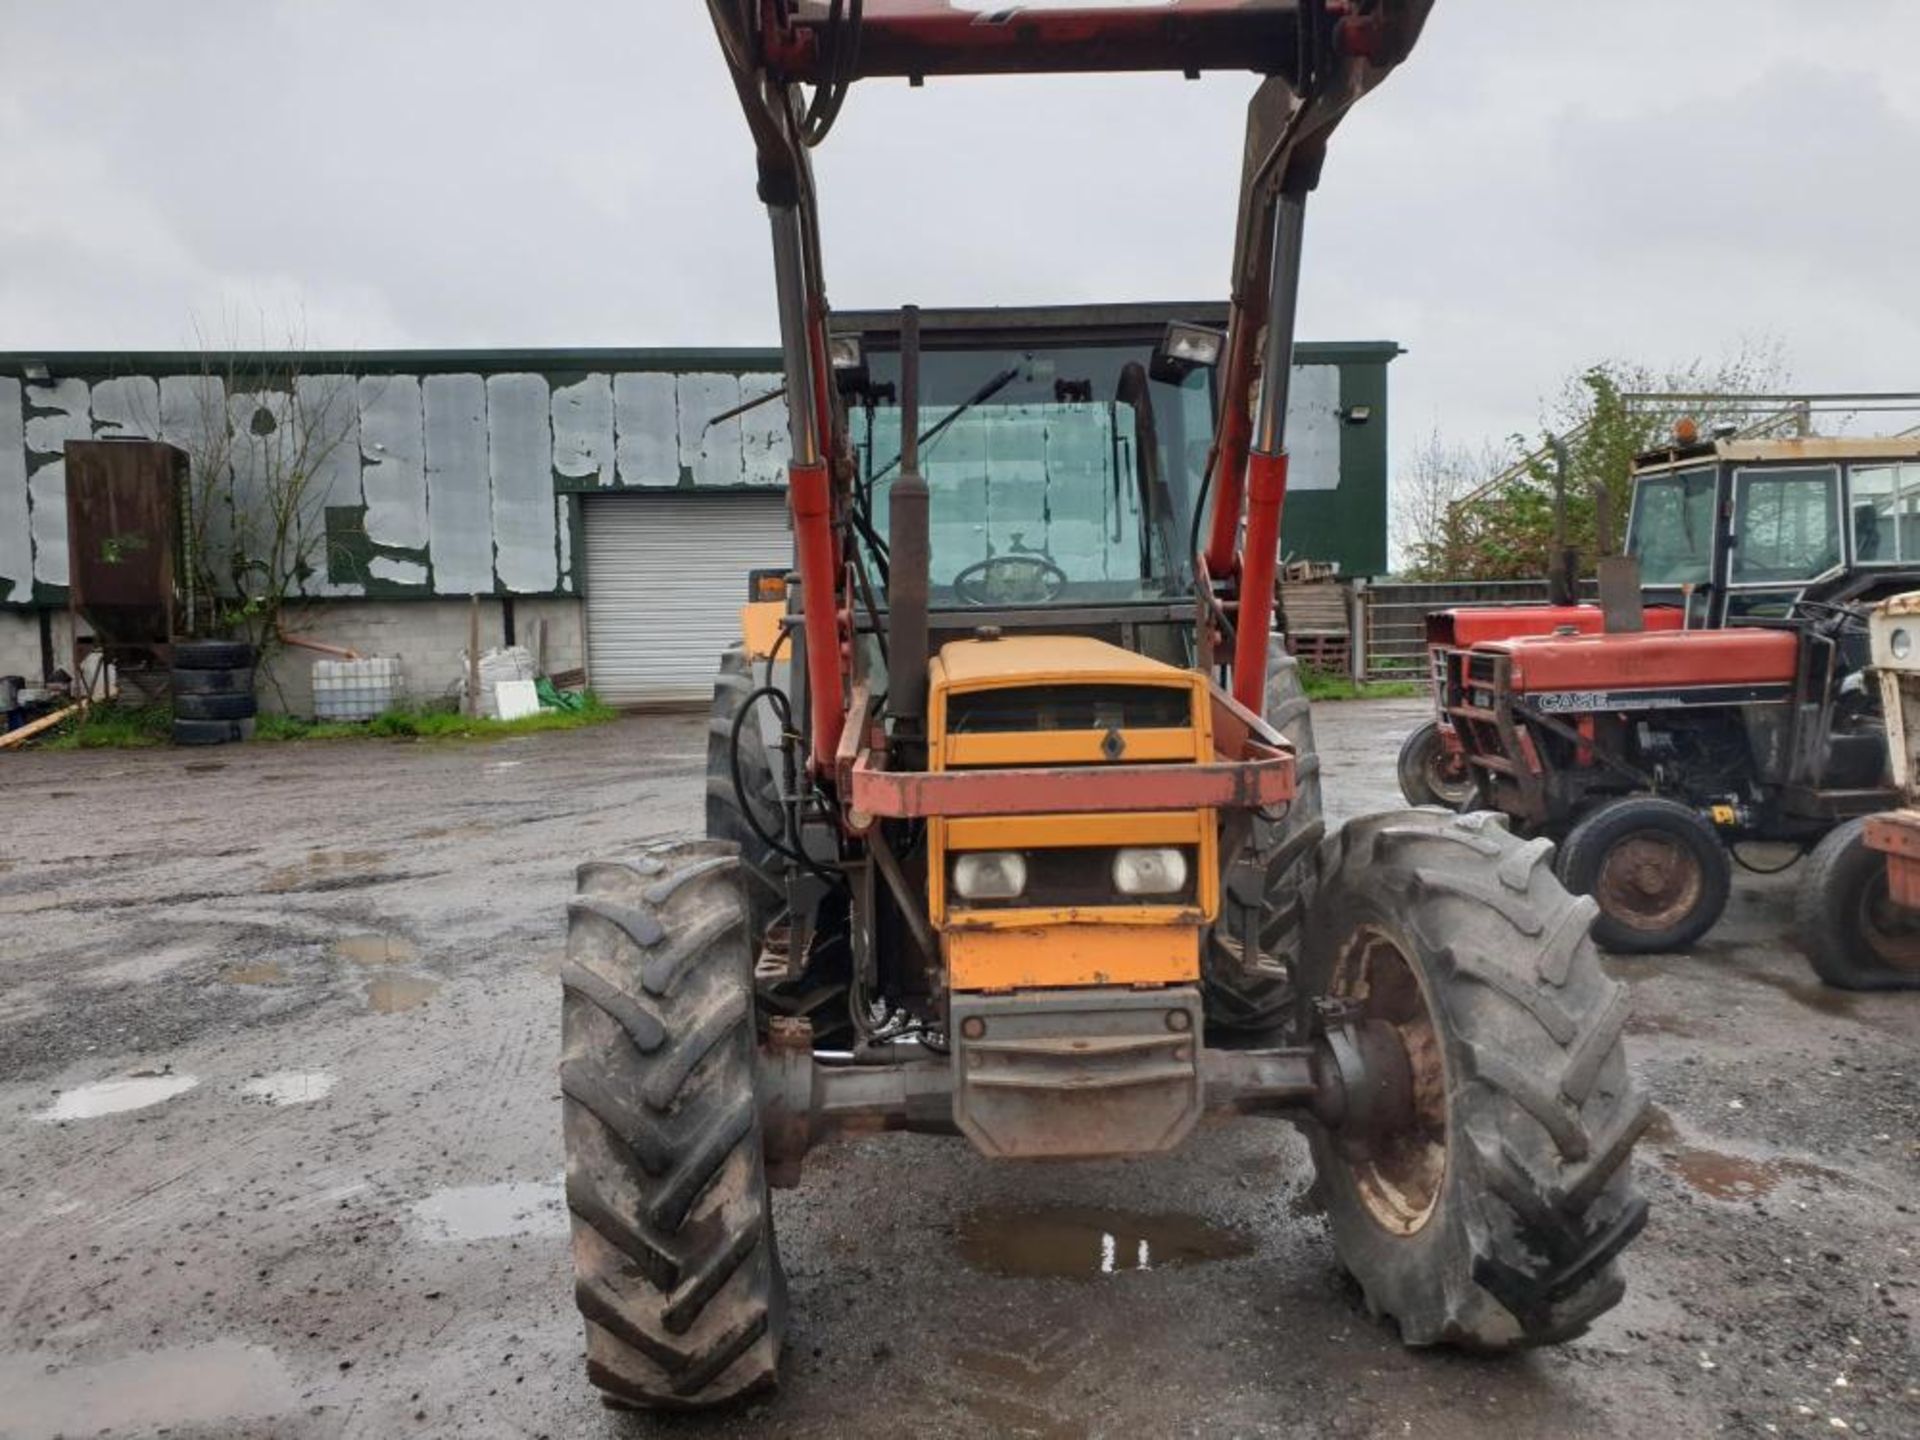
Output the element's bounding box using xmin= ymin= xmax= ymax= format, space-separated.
xmin=312 ymin=656 xmax=403 ymax=721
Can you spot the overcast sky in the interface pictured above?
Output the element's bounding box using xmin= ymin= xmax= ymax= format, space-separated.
xmin=4 ymin=1 xmax=1917 ymax=475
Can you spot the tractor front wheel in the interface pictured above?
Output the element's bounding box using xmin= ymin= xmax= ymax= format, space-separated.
xmin=1556 ymin=796 xmax=1731 ymax=954
xmin=1396 ymin=719 xmax=1477 ymax=810
xmin=559 ymin=842 xmax=786 ymax=1410
xmin=1794 ymin=818 xmax=1920 ymax=991
xmin=1202 ymin=646 xmax=1325 ymax=1031
xmin=1303 ymin=810 xmax=1649 ymax=1349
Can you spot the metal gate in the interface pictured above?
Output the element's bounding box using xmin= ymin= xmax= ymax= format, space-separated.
xmin=1362 ymin=580 xmax=1596 ymax=679
xmin=582 ymin=492 xmax=791 ymax=705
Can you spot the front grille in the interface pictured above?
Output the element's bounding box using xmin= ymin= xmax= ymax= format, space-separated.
xmin=947 ymin=684 xmax=1193 ymax=734
xmin=953 ymin=846 xmax=1199 ymax=910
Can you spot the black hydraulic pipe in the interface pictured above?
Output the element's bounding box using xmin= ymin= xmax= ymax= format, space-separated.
xmin=887 ymin=304 xmax=930 ymax=725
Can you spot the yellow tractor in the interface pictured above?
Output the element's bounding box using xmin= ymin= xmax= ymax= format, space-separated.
xmin=558 ymin=0 xmax=1649 ymax=1409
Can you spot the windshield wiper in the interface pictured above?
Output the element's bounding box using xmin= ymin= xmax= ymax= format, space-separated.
xmin=868 ymin=366 xmax=1020 ymax=486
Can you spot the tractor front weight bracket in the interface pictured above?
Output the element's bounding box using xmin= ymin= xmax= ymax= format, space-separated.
xmin=756 ymin=1002 xmax=1419 ymax=1186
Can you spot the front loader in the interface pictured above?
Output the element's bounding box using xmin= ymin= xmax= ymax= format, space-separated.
xmin=558 ymin=1 xmax=1649 ymax=1409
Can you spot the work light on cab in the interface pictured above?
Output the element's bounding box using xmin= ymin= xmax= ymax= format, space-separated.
xmin=1150 ymin=321 xmax=1225 ymax=383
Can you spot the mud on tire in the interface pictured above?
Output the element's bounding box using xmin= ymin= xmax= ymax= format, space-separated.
xmin=1203 ymin=644 xmax=1325 ymax=1031
xmin=559 ymin=841 xmax=786 ymax=1409
xmin=1303 ymin=809 xmax=1650 ymax=1348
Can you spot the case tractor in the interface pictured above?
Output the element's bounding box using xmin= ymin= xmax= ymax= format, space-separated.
xmin=1795 ymin=589 xmax=1920 ymax=991
xmin=1404 ymin=431 xmax=1920 ymax=954
xmin=557 ymin=1 xmax=1649 ymax=1410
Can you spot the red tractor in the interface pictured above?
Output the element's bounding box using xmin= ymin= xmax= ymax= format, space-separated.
xmin=1405 ymin=431 xmax=1920 ymax=953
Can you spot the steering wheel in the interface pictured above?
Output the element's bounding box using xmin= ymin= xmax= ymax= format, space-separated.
xmin=952 ymin=554 xmax=1068 ymax=607
xmin=1791 ymin=598 xmax=1868 ymax=632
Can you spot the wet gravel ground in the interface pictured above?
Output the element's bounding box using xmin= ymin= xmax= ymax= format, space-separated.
xmin=1 ymin=698 xmax=1916 ymax=1439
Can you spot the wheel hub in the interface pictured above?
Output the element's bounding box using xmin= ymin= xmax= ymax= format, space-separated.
xmin=1597 ymin=831 xmax=1703 ymax=932
xmin=1860 ymin=872 xmax=1920 ymax=972
xmin=1324 ymin=925 xmax=1447 ymax=1236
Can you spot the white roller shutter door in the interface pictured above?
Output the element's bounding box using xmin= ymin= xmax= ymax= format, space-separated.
xmin=583 ymin=493 xmax=791 ymax=704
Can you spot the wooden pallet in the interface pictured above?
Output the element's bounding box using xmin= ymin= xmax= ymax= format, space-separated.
xmin=1286 ymin=631 xmax=1351 ymax=673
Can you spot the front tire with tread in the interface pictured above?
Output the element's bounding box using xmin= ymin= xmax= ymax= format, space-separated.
xmin=560 ymin=841 xmax=786 ymax=1410
xmin=1304 ymin=809 xmax=1650 ymax=1349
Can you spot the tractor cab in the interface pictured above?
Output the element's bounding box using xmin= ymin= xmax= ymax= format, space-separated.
xmin=824 ymin=307 xmax=1226 ymax=667
xmin=1625 ymin=434 xmax=1920 ymax=628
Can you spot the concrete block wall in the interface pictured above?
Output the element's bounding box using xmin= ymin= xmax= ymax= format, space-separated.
xmin=262 ymin=598 xmax=586 ymax=716
xmin=1 ymin=599 xmax=586 ymax=717
xmin=0 ymin=609 xmax=75 ymax=686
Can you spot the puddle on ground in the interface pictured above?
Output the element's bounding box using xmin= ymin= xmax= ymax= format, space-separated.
xmin=0 ymin=1339 xmax=296 ymax=1439
xmin=1738 ymin=969 xmax=1860 ymax=1018
xmin=411 ymin=1177 xmax=566 ymax=1242
xmin=37 ymin=1072 xmax=200 ymax=1122
xmin=183 ymin=760 xmax=226 ymax=773
xmin=240 ymin=1071 xmax=337 ymax=1106
xmin=364 ymin=973 xmax=439 ymax=1014
xmin=264 ymin=848 xmax=387 ymax=892
xmin=956 ymin=1204 xmax=1252 ymax=1279
xmin=221 ymin=960 xmax=288 ymax=986
xmin=333 ymin=933 xmax=419 ymax=966
xmin=1661 ymin=1146 xmax=1845 ymax=1201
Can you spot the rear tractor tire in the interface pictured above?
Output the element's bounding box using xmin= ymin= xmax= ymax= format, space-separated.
xmin=559 ymin=841 xmax=786 ymax=1410
xmin=1556 ymin=796 xmax=1731 ymax=954
xmin=1396 ymin=719 xmax=1477 ymax=811
xmin=1303 ymin=809 xmax=1650 ymax=1349
xmin=1203 ymin=645 xmax=1325 ymax=1032
xmin=1794 ymin=818 xmax=1920 ymax=991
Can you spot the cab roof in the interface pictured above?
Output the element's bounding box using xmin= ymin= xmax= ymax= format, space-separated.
xmin=1634 ymin=435 xmax=1920 ymax=471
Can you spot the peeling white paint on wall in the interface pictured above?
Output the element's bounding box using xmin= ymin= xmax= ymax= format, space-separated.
xmin=0 ymin=380 xmax=30 ymax=602
xmin=424 ymin=374 xmax=494 ymax=594
xmin=157 ymin=374 xmax=232 ymax=592
xmin=24 ymin=379 xmax=89 ymax=587
xmin=739 ymin=381 xmax=790 ymax=487
xmin=297 ymin=374 xmax=365 ymax=597
xmin=551 ymin=374 xmax=614 ymax=487
xmin=679 ymin=373 xmax=747 ymax=488
xmin=487 ymin=373 xmax=558 ymax=593
xmin=614 ymin=372 xmax=679 ymax=487
xmin=368 ymin=555 xmax=430 ymax=587
xmin=23 ymin=378 xmax=90 ymax=456
xmin=359 ymin=374 xmax=429 ymax=552
xmin=89 ymin=376 xmax=161 ymax=439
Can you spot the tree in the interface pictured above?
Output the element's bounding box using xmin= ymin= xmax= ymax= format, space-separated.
xmin=1393 ymin=428 xmax=1509 ymax=579
xmin=1421 ymin=340 xmax=1792 ymax=581
xmin=154 ymin=319 xmax=362 ymax=694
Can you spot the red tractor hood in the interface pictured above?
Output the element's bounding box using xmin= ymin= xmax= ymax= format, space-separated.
xmin=1476 ymin=628 xmax=1800 ymax=693
xmin=1430 ymin=603 xmax=1683 ymax=649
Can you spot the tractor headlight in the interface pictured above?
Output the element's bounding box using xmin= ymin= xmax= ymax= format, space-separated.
xmin=952 ymin=851 xmax=1027 ymax=901
xmin=1893 ymin=626 xmax=1912 ymax=661
xmin=1111 ymin=847 xmax=1189 ymax=897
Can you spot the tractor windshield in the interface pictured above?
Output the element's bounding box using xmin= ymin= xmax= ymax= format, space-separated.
xmin=853 ymin=343 xmax=1214 ymax=608
xmin=1625 ymin=466 xmax=1717 ymax=586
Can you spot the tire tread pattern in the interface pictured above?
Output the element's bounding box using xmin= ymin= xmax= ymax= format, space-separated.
xmin=560 ymin=840 xmax=784 ymax=1410
xmin=1307 ymin=809 xmax=1649 ymax=1349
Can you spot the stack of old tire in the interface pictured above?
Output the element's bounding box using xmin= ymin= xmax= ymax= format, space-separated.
xmin=171 ymin=640 xmax=257 ymax=745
